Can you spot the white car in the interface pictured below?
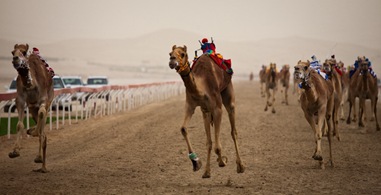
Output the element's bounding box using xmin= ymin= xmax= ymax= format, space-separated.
xmin=86 ymin=76 xmax=109 ymax=87
xmin=85 ymin=76 xmax=110 ymax=101
xmin=62 ymin=76 xmax=85 ymax=101
xmin=3 ymin=76 xmax=69 ymax=112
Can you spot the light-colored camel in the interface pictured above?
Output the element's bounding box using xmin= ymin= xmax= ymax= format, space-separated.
xmin=9 ymin=44 xmax=54 ymax=173
xmin=337 ymin=61 xmax=350 ymax=120
xmin=278 ymin=64 xmax=290 ymax=105
xmin=347 ymin=56 xmax=380 ymax=130
xmin=259 ymin=65 xmax=267 ymax=97
xmin=264 ymin=63 xmax=279 ymax=113
xmin=294 ymin=60 xmax=335 ymax=169
xmin=168 ymin=45 xmax=245 ymax=178
xmin=322 ymin=58 xmax=342 ymax=140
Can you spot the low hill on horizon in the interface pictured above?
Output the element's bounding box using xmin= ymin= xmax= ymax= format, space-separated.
xmin=1 ymin=29 xmax=380 ymax=83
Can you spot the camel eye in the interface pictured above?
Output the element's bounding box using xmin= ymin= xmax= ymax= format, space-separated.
xmin=304 ymin=66 xmax=308 ymax=71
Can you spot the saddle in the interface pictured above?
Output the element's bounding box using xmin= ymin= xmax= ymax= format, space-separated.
xmin=192 ymin=52 xmax=233 ymax=75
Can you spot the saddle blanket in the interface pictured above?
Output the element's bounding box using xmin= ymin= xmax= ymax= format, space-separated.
xmin=192 ymin=53 xmax=233 ymax=75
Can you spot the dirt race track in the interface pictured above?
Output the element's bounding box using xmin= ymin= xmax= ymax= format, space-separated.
xmin=1 ymin=81 xmax=381 ymax=194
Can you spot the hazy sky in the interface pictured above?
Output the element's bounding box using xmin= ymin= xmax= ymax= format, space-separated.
xmin=1 ymin=0 xmax=380 ymax=49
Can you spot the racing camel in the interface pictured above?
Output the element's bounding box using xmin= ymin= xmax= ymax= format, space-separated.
xmin=347 ymin=56 xmax=380 ymax=131
xmin=322 ymin=58 xmax=342 ymax=140
xmin=337 ymin=61 xmax=349 ymax=121
xmin=169 ymin=45 xmax=245 ymax=178
xmin=259 ymin=65 xmax=266 ymax=97
xmin=9 ymin=44 xmax=54 ymax=173
xmin=264 ymin=63 xmax=279 ymax=113
xmin=294 ymin=60 xmax=335 ymax=169
xmin=279 ymin=64 xmax=290 ymax=105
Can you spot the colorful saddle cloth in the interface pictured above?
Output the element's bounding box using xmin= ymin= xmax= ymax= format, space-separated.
xmin=192 ymin=52 xmax=233 ymax=75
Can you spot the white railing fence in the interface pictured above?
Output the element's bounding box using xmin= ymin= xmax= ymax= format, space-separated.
xmin=0 ymin=81 xmax=184 ymax=139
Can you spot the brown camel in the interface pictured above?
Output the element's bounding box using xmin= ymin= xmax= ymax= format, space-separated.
xmin=259 ymin=65 xmax=267 ymax=97
xmin=264 ymin=63 xmax=279 ymax=113
xmin=347 ymin=56 xmax=380 ymax=130
xmin=168 ymin=45 xmax=245 ymax=178
xmin=322 ymin=58 xmax=342 ymax=140
xmin=278 ymin=64 xmax=290 ymax=105
xmin=9 ymin=44 xmax=54 ymax=173
xmin=294 ymin=60 xmax=335 ymax=169
xmin=337 ymin=61 xmax=350 ymax=120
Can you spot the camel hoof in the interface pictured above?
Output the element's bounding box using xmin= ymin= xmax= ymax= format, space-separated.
xmin=27 ymin=128 xmax=38 ymax=137
xmin=346 ymin=119 xmax=351 ymax=124
xmin=202 ymin=171 xmax=211 ymax=178
xmin=34 ymin=156 xmax=44 ymax=163
xmin=312 ymin=154 xmax=323 ymax=161
xmin=377 ymin=126 xmax=380 ymax=131
xmin=218 ymin=156 xmax=228 ymax=167
xmin=272 ymin=109 xmax=276 ymax=114
xmin=264 ymin=107 xmax=268 ymax=111
xmin=33 ymin=168 xmax=48 ymax=173
xmin=237 ymin=163 xmax=245 ymax=173
xmin=191 ymin=159 xmax=202 ymax=172
xmin=9 ymin=151 xmax=20 ymax=158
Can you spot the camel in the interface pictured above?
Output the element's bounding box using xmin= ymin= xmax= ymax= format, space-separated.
xmin=294 ymin=60 xmax=335 ymax=169
xmin=322 ymin=58 xmax=342 ymax=140
xmin=264 ymin=63 xmax=279 ymax=113
xmin=9 ymin=44 xmax=54 ymax=173
xmin=278 ymin=64 xmax=290 ymax=105
xmin=337 ymin=61 xmax=350 ymax=120
xmin=259 ymin=65 xmax=267 ymax=97
xmin=346 ymin=56 xmax=380 ymax=130
xmin=168 ymin=45 xmax=245 ymax=178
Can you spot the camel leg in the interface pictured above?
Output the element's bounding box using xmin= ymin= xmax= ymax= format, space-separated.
xmin=347 ymin=97 xmax=353 ymax=124
xmin=333 ymin=97 xmax=341 ymax=141
xmin=264 ymin=87 xmax=270 ymax=111
xmin=9 ymin=100 xmax=26 ymax=158
xmin=201 ymin=109 xmax=212 ymax=178
xmin=326 ymin=97 xmax=335 ymax=167
xmin=372 ymin=97 xmax=380 ymax=131
xmin=222 ymin=87 xmax=245 ymax=174
xmin=271 ymin=88 xmax=276 ymax=114
xmin=212 ymin=106 xmax=227 ymax=167
xmin=180 ymin=104 xmax=202 ymax=172
xmin=352 ymin=98 xmax=360 ymax=122
xmin=358 ymin=98 xmax=365 ymax=128
xmin=305 ymin=110 xmax=325 ymax=168
xmin=31 ymin=104 xmax=48 ymax=173
xmin=285 ymin=86 xmax=289 ymax=105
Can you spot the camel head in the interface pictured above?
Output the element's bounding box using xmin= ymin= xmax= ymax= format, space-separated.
xmin=322 ymin=59 xmax=333 ymax=74
xmin=358 ymin=56 xmax=370 ymax=74
xmin=169 ymin=45 xmax=190 ymax=74
xmin=294 ymin=60 xmax=310 ymax=82
xmin=282 ymin=64 xmax=290 ymax=72
xmin=12 ymin=44 xmax=30 ymax=73
xmin=12 ymin=44 xmax=32 ymax=87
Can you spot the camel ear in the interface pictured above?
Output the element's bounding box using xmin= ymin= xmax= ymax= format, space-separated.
xmin=14 ymin=44 xmax=18 ymax=49
xmin=183 ymin=45 xmax=187 ymax=52
xmin=172 ymin=45 xmax=176 ymax=51
xmin=25 ymin=44 xmax=29 ymax=51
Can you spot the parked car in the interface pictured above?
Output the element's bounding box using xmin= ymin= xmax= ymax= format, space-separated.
xmin=3 ymin=76 xmax=72 ymax=112
xmin=86 ymin=76 xmax=109 ymax=87
xmin=62 ymin=76 xmax=85 ymax=101
xmin=3 ymin=78 xmax=17 ymax=112
xmin=52 ymin=75 xmax=72 ymax=111
xmin=85 ymin=76 xmax=110 ymax=101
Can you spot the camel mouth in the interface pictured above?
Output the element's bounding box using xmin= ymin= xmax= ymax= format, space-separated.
xmin=169 ymin=61 xmax=178 ymax=69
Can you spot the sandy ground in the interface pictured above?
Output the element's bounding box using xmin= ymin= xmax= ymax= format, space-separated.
xmin=0 ymin=81 xmax=381 ymax=194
